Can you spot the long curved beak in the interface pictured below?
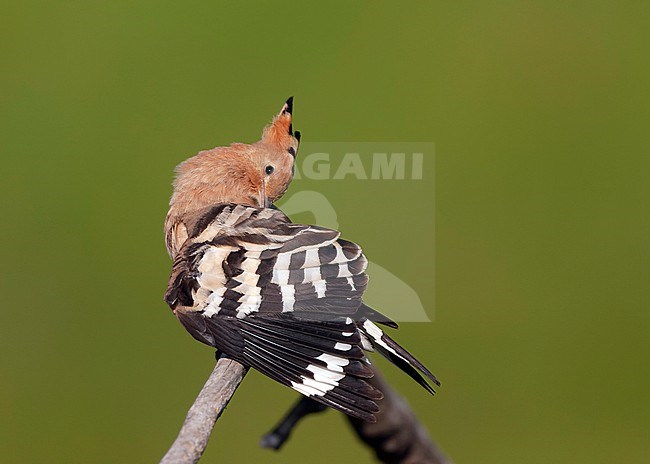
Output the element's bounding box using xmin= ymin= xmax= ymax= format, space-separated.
xmin=258 ymin=181 xmax=270 ymax=208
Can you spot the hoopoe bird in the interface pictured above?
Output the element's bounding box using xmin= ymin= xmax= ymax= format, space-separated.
xmin=164 ymin=98 xmax=439 ymax=422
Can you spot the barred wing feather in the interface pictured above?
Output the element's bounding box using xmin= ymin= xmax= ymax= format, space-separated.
xmin=166 ymin=204 xmax=438 ymax=421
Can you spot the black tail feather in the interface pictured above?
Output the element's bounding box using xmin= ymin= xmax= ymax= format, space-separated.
xmin=357 ymin=318 xmax=440 ymax=395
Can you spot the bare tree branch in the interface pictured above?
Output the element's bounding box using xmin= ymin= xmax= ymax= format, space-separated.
xmin=261 ymin=364 xmax=452 ymax=464
xmin=346 ymin=366 xmax=452 ymax=464
xmin=160 ymin=357 xmax=248 ymax=464
xmin=161 ymin=356 xmax=450 ymax=464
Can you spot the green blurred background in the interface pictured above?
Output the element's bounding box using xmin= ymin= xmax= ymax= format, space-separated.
xmin=1 ymin=1 xmax=647 ymax=463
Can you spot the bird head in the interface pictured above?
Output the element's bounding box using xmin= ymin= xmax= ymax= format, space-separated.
xmin=169 ymin=97 xmax=301 ymax=215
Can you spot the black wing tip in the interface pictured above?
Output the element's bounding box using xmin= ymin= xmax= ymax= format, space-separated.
xmin=365 ymin=413 xmax=378 ymax=423
xmin=292 ymin=388 xmax=380 ymax=423
xmin=421 ymin=381 xmax=437 ymax=396
xmin=389 ymin=352 xmax=438 ymax=395
xmin=357 ymin=304 xmax=399 ymax=329
xmin=343 ymin=410 xmax=377 ymax=423
xmin=331 ymin=398 xmax=378 ymax=423
xmin=408 ymin=355 xmax=441 ymax=388
xmin=361 ymin=322 xmax=441 ymax=394
xmin=380 ymin=320 xmax=399 ymax=329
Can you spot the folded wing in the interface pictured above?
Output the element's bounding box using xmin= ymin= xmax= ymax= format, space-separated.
xmin=165 ymin=203 xmax=438 ymax=421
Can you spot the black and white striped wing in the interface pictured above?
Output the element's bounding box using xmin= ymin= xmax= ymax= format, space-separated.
xmin=165 ymin=204 xmax=381 ymax=421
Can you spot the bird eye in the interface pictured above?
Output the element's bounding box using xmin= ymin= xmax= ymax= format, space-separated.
xmin=265 ymin=165 xmax=274 ymax=175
